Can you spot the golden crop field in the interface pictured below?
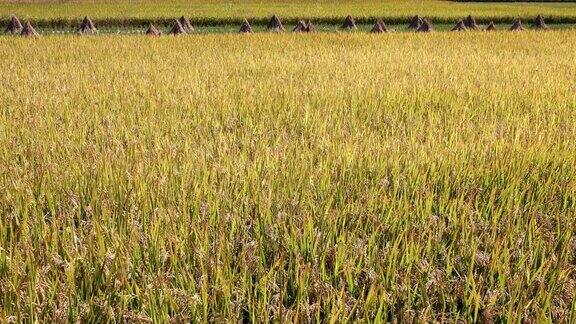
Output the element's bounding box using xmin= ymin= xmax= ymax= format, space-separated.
xmin=0 ymin=30 xmax=575 ymax=322
xmin=1 ymin=0 xmax=576 ymax=25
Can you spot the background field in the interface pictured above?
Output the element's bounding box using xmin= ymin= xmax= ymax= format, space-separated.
xmin=454 ymin=0 xmax=576 ymax=2
xmin=2 ymin=0 xmax=576 ymax=27
xmin=1 ymin=31 xmax=575 ymax=322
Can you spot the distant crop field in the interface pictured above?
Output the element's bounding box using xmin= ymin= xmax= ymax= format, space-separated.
xmin=0 ymin=31 xmax=575 ymax=322
xmin=2 ymin=0 xmax=576 ymax=27
xmin=453 ymin=0 xmax=576 ymax=2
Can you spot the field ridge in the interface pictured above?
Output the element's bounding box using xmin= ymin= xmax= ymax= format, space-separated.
xmin=3 ymin=15 xmax=576 ymax=29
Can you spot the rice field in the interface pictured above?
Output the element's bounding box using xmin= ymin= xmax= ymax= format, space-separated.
xmin=0 ymin=29 xmax=575 ymax=322
xmin=2 ymin=0 xmax=576 ymax=27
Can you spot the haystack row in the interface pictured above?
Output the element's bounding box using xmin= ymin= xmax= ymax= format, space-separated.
xmin=293 ymin=20 xmax=315 ymax=32
xmin=169 ymin=20 xmax=186 ymax=35
xmin=77 ymin=16 xmax=97 ymax=34
xmin=178 ymin=16 xmax=194 ymax=32
xmin=5 ymin=15 xmax=22 ymax=34
xmin=371 ymin=19 xmax=389 ymax=33
xmin=464 ymin=15 xmax=479 ymax=30
xmin=3 ymin=16 xmax=39 ymax=37
xmin=239 ymin=19 xmax=253 ymax=33
xmin=409 ymin=16 xmax=424 ymax=30
xmin=451 ymin=20 xmax=467 ymax=32
xmin=21 ymin=21 xmax=39 ymax=37
xmin=510 ymin=19 xmax=525 ymax=31
xmin=342 ymin=15 xmax=357 ymax=29
xmin=268 ymin=15 xmax=285 ymax=32
xmin=532 ymin=15 xmax=548 ymax=29
xmin=486 ymin=22 xmax=497 ymax=31
xmin=146 ymin=23 xmax=161 ymax=36
xmin=2 ymin=14 xmax=555 ymax=36
xmin=417 ymin=19 xmax=433 ymax=32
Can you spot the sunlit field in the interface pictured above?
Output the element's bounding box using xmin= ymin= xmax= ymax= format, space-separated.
xmin=2 ymin=0 xmax=576 ymax=26
xmin=0 ymin=30 xmax=575 ymax=322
